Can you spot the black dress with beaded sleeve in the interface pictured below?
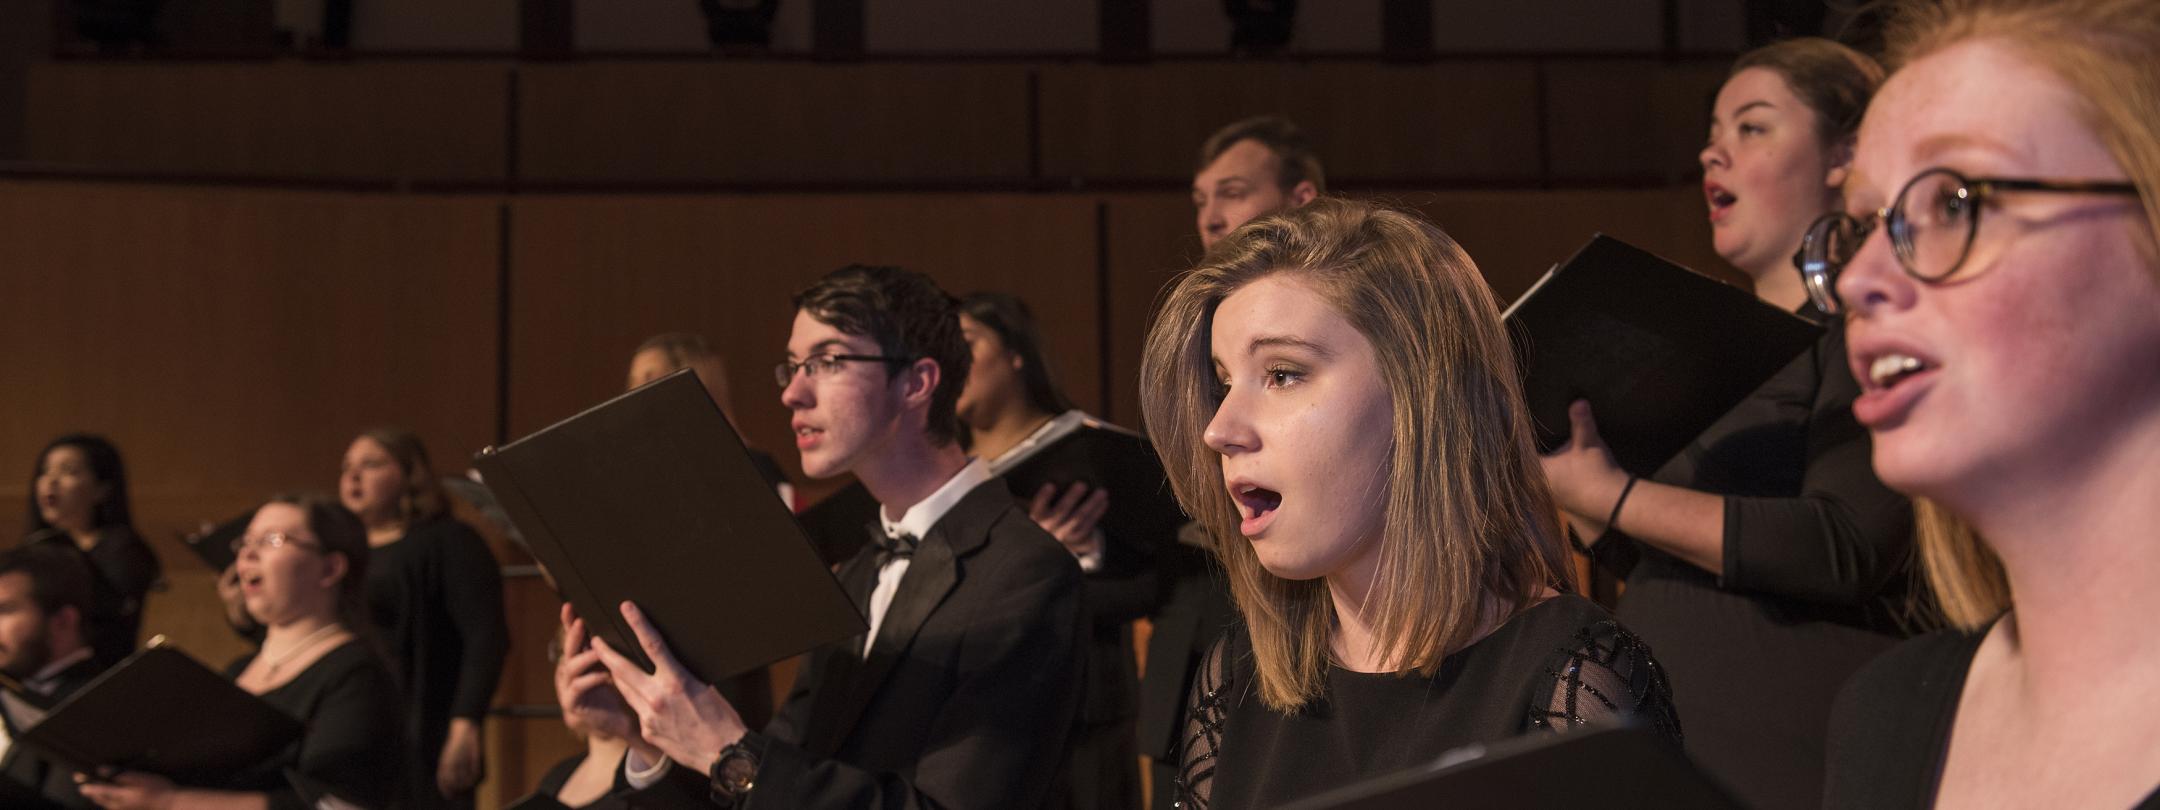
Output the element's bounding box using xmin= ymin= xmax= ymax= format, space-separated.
xmin=1174 ymin=594 xmax=1679 ymax=809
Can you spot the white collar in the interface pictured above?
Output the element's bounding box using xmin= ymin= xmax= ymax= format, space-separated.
xmin=879 ymin=458 xmax=993 ymax=541
xmin=27 ymin=647 xmax=92 ymax=692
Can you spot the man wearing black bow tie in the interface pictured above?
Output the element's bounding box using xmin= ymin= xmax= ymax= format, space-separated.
xmin=0 ymin=545 xmax=103 ymax=809
xmin=560 ymin=264 xmax=1085 ymax=809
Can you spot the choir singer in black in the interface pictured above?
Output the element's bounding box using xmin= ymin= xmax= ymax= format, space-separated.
xmin=559 ymin=265 xmax=1085 ymax=809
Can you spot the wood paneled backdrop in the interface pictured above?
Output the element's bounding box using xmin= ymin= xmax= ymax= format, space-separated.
xmin=2 ymin=55 xmax=1737 ymax=808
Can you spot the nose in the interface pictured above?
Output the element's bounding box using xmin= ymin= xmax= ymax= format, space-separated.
xmin=1835 ymin=222 xmax=1915 ymax=320
xmin=780 ymin=367 xmax=815 ymax=410
xmin=1202 ymin=388 xmax=1259 ymax=457
xmin=1699 ymin=134 xmax=1727 ymax=172
xmin=1199 ymin=203 xmax=1224 ymax=242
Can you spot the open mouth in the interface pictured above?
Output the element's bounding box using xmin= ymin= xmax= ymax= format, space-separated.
xmin=1852 ymin=347 xmax=1941 ymax=428
xmin=1230 ymin=482 xmax=1283 ymax=536
xmin=793 ymin=424 xmax=824 ymax=448
xmin=1867 ymin=353 xmax=1933 ymax=391
xmin=1705 ymin=184 xmax=1738 ymax=219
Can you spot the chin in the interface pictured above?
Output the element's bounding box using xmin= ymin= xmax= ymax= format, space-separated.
xmin=1249 ymin=542 xmax=1336 ymax=582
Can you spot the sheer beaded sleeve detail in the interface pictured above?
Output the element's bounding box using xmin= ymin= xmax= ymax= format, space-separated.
xmin=1174 ymin=634 xmax=1235 ymax=810
xmin=1529 ymin=620 xmax=1683 ymax=745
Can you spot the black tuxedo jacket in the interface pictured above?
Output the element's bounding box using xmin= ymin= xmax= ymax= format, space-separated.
xmin=0 ymin=655 xmax=103 ymax=809
xmin=742 ymin=480 xmax=1086 ymax=809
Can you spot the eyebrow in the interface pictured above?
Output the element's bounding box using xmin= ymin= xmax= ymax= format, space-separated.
xmin=1247 ymin=334 xmax=1335 ymax=358
xmin=791 ymin=339 xmax=857 ymax=359
xmin=1911 ymin=131 xmax=2025 ymax=164
xmin=1731 ymin=100 xmax=1776 ymax=118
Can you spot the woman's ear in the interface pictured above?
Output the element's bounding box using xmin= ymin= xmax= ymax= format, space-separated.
xmin=1824 ymin=137 xmax=1857 ymax=189
xmin=318 ymin=551 xmax=350 ymax=590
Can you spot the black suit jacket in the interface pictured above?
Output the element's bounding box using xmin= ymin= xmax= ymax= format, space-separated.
xmin=741 ymin=480 xmax=1086 ymax=809
xmin=1 ymin=655 xmax=103 ymax=809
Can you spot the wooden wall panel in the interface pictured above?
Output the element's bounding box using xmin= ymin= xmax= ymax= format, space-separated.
xmin=1545 ymin=60 xmax=1728 ymax=183
xmin=516 ymin=64 xmax=1034 ymax=184
xmin=506 ymin=194 xmax=1104 ymax=498
xmin=23 ymin=62 xmax=510 ymax=181
xmin=0 ymin=180 xmax=501 ymax=664
xmin=1036 ymin=62 xmax=1544 ymax=184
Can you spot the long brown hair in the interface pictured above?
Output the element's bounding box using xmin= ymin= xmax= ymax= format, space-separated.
xmin=1877 ymin=0 xmax=2160 ymax=630
xmin=1139 ymin=197 xmax=1571 ymax=710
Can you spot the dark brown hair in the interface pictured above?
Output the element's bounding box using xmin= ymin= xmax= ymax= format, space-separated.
xmin=1730 ymin=37 xmax=1886 ymax=147
xmin=23 ymin=434 xmax=133 ymax=538
xmin=792 ymin=265 xmax=971 ymax=446
xmin=959 ymin=292 xmax=1074 ymax=419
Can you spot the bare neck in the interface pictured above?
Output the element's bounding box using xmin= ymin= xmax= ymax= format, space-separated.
xmin=966 ymin=400 xmax=1056 ymax=465
xmin=1324 ymin=539 xmax=1391 ymax=672
xmin=263 ymin=611 xmax=342 ymax=648
xmin=856 ymin=433 xmax=972 ymax=523
xmin=1969 ymin=413 xmax=2160 ymax=696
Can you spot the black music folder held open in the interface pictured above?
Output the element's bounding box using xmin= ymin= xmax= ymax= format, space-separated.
xmin=1505 ymin=234 xmax=1824 ymax=476
xmin=1272 ymin=726 xmax=1742 ymax=810
xmin=184 ymin=509 xmax=256 ymax=572
xmin=10 ymin=643 xmax=302 ymax=785
xmin=473 ymin=368 xmax=866 ymax=682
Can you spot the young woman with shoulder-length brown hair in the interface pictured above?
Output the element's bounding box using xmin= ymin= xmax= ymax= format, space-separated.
xmin=1816 ymin=0 xmax=2160 ymax=806
xmin=1141 ymin=197 xmax=1679 ymax=808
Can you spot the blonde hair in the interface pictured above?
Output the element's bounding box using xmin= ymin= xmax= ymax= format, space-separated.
xmin=1879 ymin=0 xmax=2160 ymax=629
xmin=1139 ymin=197 xmax=1571 ymax=710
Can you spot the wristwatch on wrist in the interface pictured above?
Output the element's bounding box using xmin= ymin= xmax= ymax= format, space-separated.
xmin=709 ymin=741 xmax=759 ymax=807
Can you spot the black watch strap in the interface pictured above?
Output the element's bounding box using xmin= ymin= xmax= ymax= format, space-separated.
xmin=708 ymin=741 xmax=760 ymax=807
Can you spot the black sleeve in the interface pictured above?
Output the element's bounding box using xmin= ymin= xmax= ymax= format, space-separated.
xmin=1719 ymin=327 xmax=1916 ymax=605
xmin=741 ymin=535 xmax=1085 ymax=810
xmin=1527 ymin=619 xmax=1683 ymax=747
xmin=86 ymin=528 xmax=161 ymax=602
xmin=1174 ymin=632 xmax=1233 ymax=810
xmin=436 ymin=521 xmax=511 ymax=719
xmin=267 ymin=657 xmax=407 ymax=810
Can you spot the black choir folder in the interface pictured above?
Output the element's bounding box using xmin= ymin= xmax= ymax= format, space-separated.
xmin=473 ymin=368 xmax=865 ymax=682
xmin=8 ymin=641 xmax=301 ymax=785
xmin=1272 ymin=726 xmax=1742 ymax=810
xmin=1505 ymin=235 xmax=1824 ymax=476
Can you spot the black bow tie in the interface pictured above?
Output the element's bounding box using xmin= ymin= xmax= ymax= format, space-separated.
xmin=867 ymin=524 xmax=918 ymax=568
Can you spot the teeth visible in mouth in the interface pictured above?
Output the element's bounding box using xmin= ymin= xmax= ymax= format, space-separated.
xmin=1869 ymin=354 xmax=1928 ymax=387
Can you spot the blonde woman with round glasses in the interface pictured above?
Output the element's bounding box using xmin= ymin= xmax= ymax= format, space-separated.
xmin=1815 ymin=0 xmax=2160 ymax=807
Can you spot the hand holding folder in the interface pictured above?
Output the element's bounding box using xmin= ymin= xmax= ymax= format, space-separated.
xmin=1505 ymin=234 xmax=1824 ymax=477
xmin=473 ymin=368 xmax=864 ymax=685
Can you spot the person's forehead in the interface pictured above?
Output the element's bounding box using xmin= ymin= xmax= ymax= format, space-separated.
xmin=1855 ymin=40 xmax=2100 ymax=190
xmin=1212 ymin=275 xmax=1355 ymax=349
xmin=1197 ymin=139 xmax=1283 ymax=185
xmin=0 ymin=570 xmax=31 ymax=599
xmin=788 ymin=310 xmax=879 ymax=353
